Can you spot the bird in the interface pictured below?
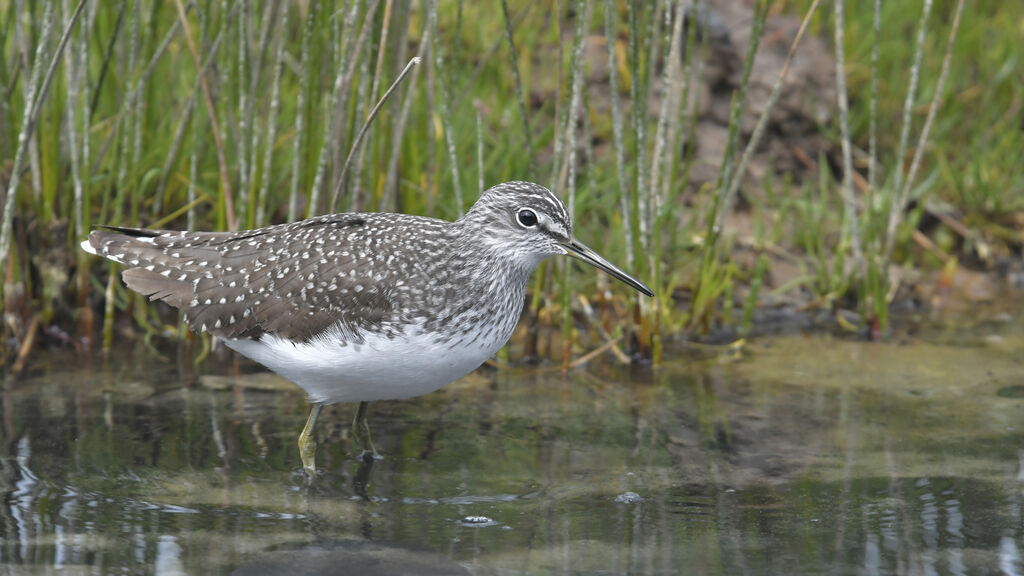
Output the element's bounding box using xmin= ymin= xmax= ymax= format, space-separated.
xmin=81 ymin=181 xmax=653 ymax=474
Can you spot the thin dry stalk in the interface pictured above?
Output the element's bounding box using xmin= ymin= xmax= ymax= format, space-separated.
xmin=326 ymin=0 xmax=360 ymax=196
xmin=21 ymin=0 xmax=43 ymax=203
xmin=155 ymin=18 xmax=231 ymax=216
xmin=367 ymin=0 xmax=393 ymax=118
xmin=475 ymin=104 xmax=484 ymax=193
xmin=309 ymin=3 xmax=358 ymax=217
xmin=664 ymin=1 xmax=700 ymax=209
xmin=455 ymin=2 xmax=533 ymax=113
xmin=560 ymin=0 xmax=590 ymax=369
xmin=113 ymin=0 xmax=141 ymax=225
xmin=237 ymin=0 xmax=251 ymax=225
xmin=256 ymin=2 xmax=289 ymax=226
xmin=430 ymin=0 xmax=463 ymax=216
xmin=187 ymin=4 xmax=208 ymax=232
xmin=603 ymin=0 xmax=633 ymax=270
xmin=500 ymin=0 xmax=537 ymax=179
xmin=627 ymin=2 xmax=649 ymax=251
xmin=347 ymin=0 xmax=394 ymax=212
xmin=78 ymin=0 xmax=92 ymax=233
xmin=218 ymin=0 xmax=231 ymax=155
xmin=31 ymin=0 xmax=86 ymax=127
xmin=868 ymin=0 xmax=881 ymax=193
xmin=890 ymin=0 xmax=933 ymax=198
xmin=1 ymin=0 xmax=86 ymax=268
xmin=885 ymin=0 xmax=965 ymax=265
xmin=188 ymin=110 xmax=201 ymax=231
xmin=349 ymin=44 xmax=372 ymax=211
xmin=381 ymin=23 xmax=429 ymax=212
xmin=134 ymin=15 xmax=181 ymax=98
xmin=833 ymin=0 xmax=864 ymax=271
xmin=649 ymin=0 xmax=687 ymax=227
xmin=330 ymin=57 xmax=422 ymax=213
xmin=717 ymin=0 xmax=766 ymax=210
xmin=715 ymin=0 xmax=820 ymax=232
xmin=62 ymin=0 xmax=84 ymax=239
xmin=566 ymin=0 xmax=590 ymax=219
xmin=424 ymin=21 xmax=437 ymax=215
xmin=311 ymin=0 xmax=380 ymax=216
xmin=247 ymin=0 xmax=280 ymax=211
xmin=130 ymin=3 xmax=146 ymax=175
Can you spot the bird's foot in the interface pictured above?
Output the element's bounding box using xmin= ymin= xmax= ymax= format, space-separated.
xmin=299 ymin=435 xmax=318 ymax=477
xmin=351 ymin=422 xmax=379 ymax=461
xmin=351 ymin=401 xmax=380 ymax=460
xmin=358 ymin=449 xmax=383 ymax=463
xmin=298 ymin=403 xmax=323 ymax=478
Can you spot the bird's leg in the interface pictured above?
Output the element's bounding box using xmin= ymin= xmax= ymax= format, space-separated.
xmin=298 ymin=403 xmax=323 ymax=476
xmin=351 ymin=401 xmax=379 ymax=460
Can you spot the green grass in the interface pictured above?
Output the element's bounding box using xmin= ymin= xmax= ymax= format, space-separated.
xmin=810 ymin=0 xmax=1024 ymax=255
xmin=0 ymin=0 xmax=1021 ymax=367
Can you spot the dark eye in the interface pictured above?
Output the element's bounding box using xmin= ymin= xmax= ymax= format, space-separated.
xmin=516 ymin=209 xmax=538 ymax=227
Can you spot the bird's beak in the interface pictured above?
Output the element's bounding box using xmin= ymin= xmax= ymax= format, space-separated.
xmin=560 ymin=238 xmax=654 ymax=297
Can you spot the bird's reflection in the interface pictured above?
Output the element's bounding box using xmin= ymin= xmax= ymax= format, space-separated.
xmin=351 ymin=452 xmax=376 ymax=501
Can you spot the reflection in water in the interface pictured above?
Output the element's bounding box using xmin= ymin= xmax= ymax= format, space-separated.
xmin=1 ymin=318 xmax=1023 ymax=574
xmin=350 ymin=454 xmax=376 ymax=502
xmin=230 ymin=539 xmax=473 ymax=576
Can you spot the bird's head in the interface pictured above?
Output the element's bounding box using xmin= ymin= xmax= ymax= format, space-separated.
xmin=460 ymin=181 xmax=653 ymax=297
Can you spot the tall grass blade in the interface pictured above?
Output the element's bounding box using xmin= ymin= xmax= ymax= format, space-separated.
xmin=833 ymin=0 xmax=864 ymax=273
xmin=1 ymin=0 xmax=84 ymax=273
xmin=868 ymin=0 xmax=881 ymax=195
xmin=429 ymin=0 xmax=464 ymax=216
xmin=500 ymin=0 xmax=537 ymax=180
xmin=889 ymin=0 xmax=933 ymax=201
xmin=236 ymin=0 xmax=250 ymax=227
xmin=603 ymin=0 xmax=634 ymax=272
xmin=561 ymin=0 xmax=591 ymax=369
xmin=713 ymin=0 xmax=767 ymax=232
xmin=287 ymin=0 xmax=317 ymax=223
xmin=173 ymin=0 xmax=237 ymax=230
xmin=312 ymin=0 xmax=380 ymax=216
xmin=886 ymin=0 xmax=965 ymax=266
xmin=256 ymin=2 xmax=288 ymax=226
xmin=626 ymin=1 xmax=648 ymax=254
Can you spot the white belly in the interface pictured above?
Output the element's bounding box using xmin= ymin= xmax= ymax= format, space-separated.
xmin=223 ymin=321 xmax=508 ymax=404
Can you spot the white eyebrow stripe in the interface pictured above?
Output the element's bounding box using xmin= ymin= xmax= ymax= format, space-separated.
xmin=527 ymin=191 xmax=569 ymax=225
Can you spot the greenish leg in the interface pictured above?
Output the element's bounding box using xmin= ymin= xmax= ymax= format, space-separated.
xmin=352 ymin=401 xmax=378 ymax=459
xmin=298 ymin=402 xmax=323 ymax=476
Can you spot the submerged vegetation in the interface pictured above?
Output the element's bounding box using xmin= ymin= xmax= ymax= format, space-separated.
xmin=0 ymin=0 xmax=1020 ymax=368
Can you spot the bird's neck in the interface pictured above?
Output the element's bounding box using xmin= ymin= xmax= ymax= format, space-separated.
xmin=450 ymin=221 xmax=545 ymax=288
xmin=436 ymin=226 xmax=540 ymax=333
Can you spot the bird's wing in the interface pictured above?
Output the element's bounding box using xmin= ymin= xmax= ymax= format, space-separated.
xmin=87 ymin=215 xmax=397 ymax=343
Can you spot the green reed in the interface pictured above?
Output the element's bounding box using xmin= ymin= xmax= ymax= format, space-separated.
xmin=0 ymin=0 xmax=1016 ymax=367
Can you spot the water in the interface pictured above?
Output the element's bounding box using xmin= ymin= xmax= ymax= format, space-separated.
xmin=1 ymin=310 xmax=1022 ymax=575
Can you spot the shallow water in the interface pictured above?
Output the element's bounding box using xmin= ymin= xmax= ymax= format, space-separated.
xmin=1 ymin=309 xmax=1023 ymax=575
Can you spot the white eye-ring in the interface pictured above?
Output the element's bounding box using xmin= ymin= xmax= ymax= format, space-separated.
xmin=516 ymin=208 xmax=539 ymax=228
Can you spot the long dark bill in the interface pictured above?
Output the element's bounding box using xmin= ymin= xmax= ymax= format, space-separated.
xmin=560 ymin=239 xmax=654 ymax=297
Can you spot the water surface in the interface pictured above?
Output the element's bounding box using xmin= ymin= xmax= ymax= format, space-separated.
xmin=1 ymin=309 xmax=1022 ymax=575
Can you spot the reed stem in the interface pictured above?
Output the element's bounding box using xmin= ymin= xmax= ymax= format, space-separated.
xmin=833 ymin=0 xmax=864 ymax=273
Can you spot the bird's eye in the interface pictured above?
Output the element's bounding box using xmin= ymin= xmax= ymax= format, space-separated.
xmin=516 ymin=208 xmax=538 ymax=228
